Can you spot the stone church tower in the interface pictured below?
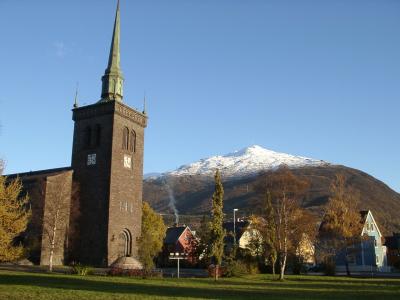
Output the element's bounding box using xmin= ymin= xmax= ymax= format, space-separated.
xmin=71 ymin=1 xmax=147 ymax=266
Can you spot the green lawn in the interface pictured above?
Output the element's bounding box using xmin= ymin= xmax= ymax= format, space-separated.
xmin=0 ymin=270 xmax=399 ymax=300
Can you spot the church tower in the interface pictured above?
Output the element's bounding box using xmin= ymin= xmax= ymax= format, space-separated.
xmin=71 ymin=1 xmax=147 ymax=266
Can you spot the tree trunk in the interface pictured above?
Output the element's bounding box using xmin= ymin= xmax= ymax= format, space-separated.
xmin=214 ymin=264 xmax=219 ymax=281
xmin=279 ymin=254 xmax=286 ymax=280
xmin=49 ymin=248 xmax=54 ymax=272
xmin=272 ymin=260 xmax=275 ymax=276
xmin=49 ymin=217 xmax=57 ymax=272
xmin=344 ymin=247 xmax=351 ymax=276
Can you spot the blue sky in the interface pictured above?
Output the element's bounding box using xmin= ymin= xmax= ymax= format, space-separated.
xmin=0 ymin=0 xmax=399 ymax=192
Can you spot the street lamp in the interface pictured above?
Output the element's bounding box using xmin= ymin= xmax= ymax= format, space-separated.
xmin=169 ymin=252 xmax=187 ymax=278
xmin=233 ymin=208 xmax=239 ymax=248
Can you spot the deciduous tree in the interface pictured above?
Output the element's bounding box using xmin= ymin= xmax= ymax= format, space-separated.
xmin=41 ymin=173 xmax=73 ymax=271
xmin=138 ymin=201 xmax=166 ymax=271
xmin=262 ymin=167 xmax=312 ymax=280
xmin=196 ymin=214 xmax=211 ymax=265
xmin=252 ymin=191 xmax=278 ymax=276
xmin=318 ymin=173 xmax=363 ymax=275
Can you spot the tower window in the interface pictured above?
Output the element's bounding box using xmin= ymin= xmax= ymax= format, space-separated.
xmin=95 ymin=124 xmax=101 ymax=146
xmin=84 ymin=126 xmax=92 ymax=148
xmin=130 ymin=130 xmax=136 ymax=152
xmin=122 ymin=127 xmax=129 ymax=150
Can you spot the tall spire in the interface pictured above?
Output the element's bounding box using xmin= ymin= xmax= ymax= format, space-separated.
xmin=100 ymin=0 xmax=124 ymax=102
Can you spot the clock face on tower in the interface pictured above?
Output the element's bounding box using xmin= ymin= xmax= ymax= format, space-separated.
xmin=87 ymin=153 xmax=96 ymax=166
xmin=124 ymin=154 xmax=132 ymax=169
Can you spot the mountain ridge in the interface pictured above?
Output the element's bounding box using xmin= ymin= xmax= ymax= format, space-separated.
xmin=143 ymin=146 xmax=400 ymax=234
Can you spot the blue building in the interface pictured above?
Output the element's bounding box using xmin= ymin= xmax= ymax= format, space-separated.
xmin=336 ymin=210 xmax=390 ymax=272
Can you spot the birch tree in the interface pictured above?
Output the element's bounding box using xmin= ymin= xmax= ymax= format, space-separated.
xmin=42 ymin=173 xmax=72 ymax=271
xmin=264 ymin=167 xmax=310 ymax=280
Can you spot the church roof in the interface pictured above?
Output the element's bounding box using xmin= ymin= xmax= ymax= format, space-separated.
xmin=5 ymin=167 xmax=72 ymax=180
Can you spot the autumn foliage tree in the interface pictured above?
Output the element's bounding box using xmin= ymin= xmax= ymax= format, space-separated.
xmin=318 ymin=173 xmax=363 ymax=275
xmin=261 ymin=167 xmax=314 ymax=280
xmin=209 ymin=169 xmax=225 ymax=281
xmin=252 ymin=191 xmax=278 ymax=275
xmin=41 ymin=173 xmax=73 ymax=271
xmin=138 ymin=201 xmax=166 ymax=271
xmin=0 ymin=162 xmax=31 ymax=262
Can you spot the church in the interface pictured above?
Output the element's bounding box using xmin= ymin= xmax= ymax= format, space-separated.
xmin=7 ymin=1 xmax=146 ymax=267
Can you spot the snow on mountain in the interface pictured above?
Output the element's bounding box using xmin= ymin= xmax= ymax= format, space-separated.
xmin=143 ymin=172 xmax=162 ymax=179
xmin=146 ymin=145 xmax=328 ymax=180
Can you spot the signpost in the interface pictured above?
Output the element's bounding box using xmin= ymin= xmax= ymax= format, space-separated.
xmin=169 ymin=252 xmax=188 ymax=278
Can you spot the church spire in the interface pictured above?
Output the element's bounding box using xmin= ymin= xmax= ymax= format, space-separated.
xmin=100 ymin=0 xmax=124 ymax=102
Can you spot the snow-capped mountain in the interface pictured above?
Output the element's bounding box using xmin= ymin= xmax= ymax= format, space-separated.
xmin=147 ymin=145 xmax=328 ymax=179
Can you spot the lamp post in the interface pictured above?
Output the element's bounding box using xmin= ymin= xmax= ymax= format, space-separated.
xmin=233 ymin=208 xmax=239 ymax=248
xmin=169 ymin=252 xmax=187 ymax=278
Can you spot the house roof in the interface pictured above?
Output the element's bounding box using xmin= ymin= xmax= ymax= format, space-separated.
xmin=164 ymin=226 xmax=187 ymax=244
xmin=223 ymin=221 xmax=250 ymax=242
xmin=361 ymin=210 xmax=382 ymax=237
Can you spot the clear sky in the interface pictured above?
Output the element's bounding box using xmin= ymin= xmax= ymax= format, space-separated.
xmin=0 ymin=0 xmax=399 ymax=192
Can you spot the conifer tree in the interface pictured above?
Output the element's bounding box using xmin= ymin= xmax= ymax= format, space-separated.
xmin=209 ymin=169 xmax=225 ymax=281
xmin=138 ymin=201 xmax=166 ymax=271
xmin=0 ymin=169 xmax=30 ymax=262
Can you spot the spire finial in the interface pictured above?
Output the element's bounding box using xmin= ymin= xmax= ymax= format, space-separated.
xmin=100 ymin=0 xmax=124 ymax=102
xmin=142 ymin=92 xmax=147 ymax=114
xmin=73 ymin=82 xmax=79 ymax=108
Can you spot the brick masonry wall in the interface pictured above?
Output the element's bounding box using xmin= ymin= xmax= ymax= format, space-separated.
xmin=71 ymin=100 xmax=147 ymax=266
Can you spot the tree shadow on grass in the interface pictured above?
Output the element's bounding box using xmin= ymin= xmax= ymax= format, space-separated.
xmin=0 ymin=273 xmax=399 ymax=300
xmin=287 ymin=277 xmax=400 ymax=287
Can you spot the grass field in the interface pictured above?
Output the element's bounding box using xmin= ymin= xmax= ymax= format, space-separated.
xmin=0 ymin=270 xmax=399 ymax=300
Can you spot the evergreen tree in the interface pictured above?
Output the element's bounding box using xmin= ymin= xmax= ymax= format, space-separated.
xmin=0 ymin=173 xmax=30 ymax=262
xmin=138 ymin=201 xmax=166 ymax=271
xmin=209 ymin=169 xmax=225 ymax=281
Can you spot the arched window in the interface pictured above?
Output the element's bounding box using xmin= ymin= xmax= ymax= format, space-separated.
xmin=122 ymin=127 xmax=129 ymax=150
xmin=84 ymin=126 xmax=91 ymax=148
xmin=129 ymin=130 xmax=136 ymax=152
xmin=95 ymin=124 xmax=101 ymax=147
xmin=117 ymin=229 xmax=132 ymax=257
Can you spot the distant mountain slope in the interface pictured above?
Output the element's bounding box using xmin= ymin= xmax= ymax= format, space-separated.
xmin=143 ymin=147 xmax=400 ymax=234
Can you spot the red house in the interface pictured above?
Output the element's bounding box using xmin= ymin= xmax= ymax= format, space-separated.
xmin=161 ymin=226 xmax=197 ymax=265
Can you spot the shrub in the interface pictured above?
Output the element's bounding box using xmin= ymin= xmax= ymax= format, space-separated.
xmin=322 ymin=261 xmax=336 ymax=276
xmin=246 ymin=261 xmax=260 ymax=275
xmin=223 ymin=260 xmax=247 ymax=277
xmin=71 ymin=263 xmax=92 ymax=276
xmin=108 ymin=267 xmax=162 ymax=278
xmin=292 ymin=259 xmax=308 ymax=275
